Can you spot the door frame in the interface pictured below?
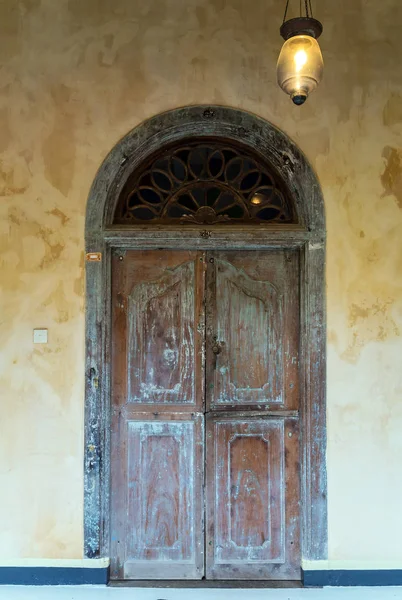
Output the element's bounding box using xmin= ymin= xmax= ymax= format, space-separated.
xmin=84 ymin=105 xmax=327 ymax=565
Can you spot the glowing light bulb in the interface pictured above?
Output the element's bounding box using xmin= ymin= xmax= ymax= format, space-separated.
xmin=250 ymin=194 xmax=263 ymax=205
xmin=294 ymin=49 xmax=308 ymax=72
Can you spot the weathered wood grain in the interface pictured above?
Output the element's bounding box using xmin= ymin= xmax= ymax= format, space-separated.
xmin=112 ymin=250 xmax=205 ymax=414
xmin=206 ymin=250 xmax=299 ymax=412
xmin=84 ymin=234 xmax=108 ymax=558
xmin=205 ymin=250 xmax=301 ymax=580
xmin=299 ymin=241 xmax=327 ymax=560
xmin=206 ymin=417 xmax=300 ymax=580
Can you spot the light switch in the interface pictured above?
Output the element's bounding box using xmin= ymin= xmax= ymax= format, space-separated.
xmin=33 ymin=329 xmax=48 ymax=344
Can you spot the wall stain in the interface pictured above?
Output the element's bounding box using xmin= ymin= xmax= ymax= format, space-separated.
xmin=327 ymin=329 xmax=338 ymax=347
xmin=381 ymin=146 xmax=402 ymax=208
xmin=0 ymin=159 xmax=29 ymax=196
xmin=42 ymin=282 xmax=70 ymax=324
xmin=0 ymin=109 xmax=12 ymax=153
xmin=383 ymin=93 xmax=402 ymax=126
xmin=42 ymin=85 xmax=75 ymax=197
xmin=195 ymin=6 xmax=208 ymax=29
xmin=0 ymin=2 xmax=21 ymax=60
xmin=38 ymin=227 xmax=64 ymax=268
xmin=8 ymin=212 xmax=21 ymax=226
xmin=21 ymin=0 xmax=41 ymax=11
xmin=349 ymin=300 xmax=396 ymax=327
xmin=47 ymin=208 xmax=70 ymax=226
xmin=341 ymin=299 xmax=401 ymax=363
xmin=67 ymin=0 xmax=120 ymax=26
xmin=74 ymin=251 xmax=85 ymax=299
xmin=4 ymin=207 xmax=66 ymax=270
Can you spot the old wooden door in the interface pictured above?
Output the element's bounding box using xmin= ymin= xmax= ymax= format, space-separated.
xmin=205 ymin=251 xmax=300 ymax=580
xmin=110 ymin=249 xmax=300 ymax=581
xmin=110 ymin=250 xmax=205 ymax=580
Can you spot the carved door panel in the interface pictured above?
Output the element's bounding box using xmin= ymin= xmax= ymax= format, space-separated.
xmin=206 ymin=416 xmax=300 ymax=580
xmin=112 ymin=250 xmax=205 ymax=413
xmin=110 ymin=250 xmax=205 ymax=580
xmin=205 ymin=251 xmax=299 ymax=411
xmin=205 ymin=250 xmax=300 ymax=580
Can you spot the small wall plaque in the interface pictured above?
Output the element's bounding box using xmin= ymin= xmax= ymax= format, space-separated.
xmin=86 ymin=252 xmax=102 ymax=262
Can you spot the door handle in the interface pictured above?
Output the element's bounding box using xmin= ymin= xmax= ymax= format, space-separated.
xmin=212 ymin=337 xmax=225 ymax=355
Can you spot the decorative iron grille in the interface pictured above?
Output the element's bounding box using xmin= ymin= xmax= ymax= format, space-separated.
xmin=113 ymin=140 xmax=295 ymax=225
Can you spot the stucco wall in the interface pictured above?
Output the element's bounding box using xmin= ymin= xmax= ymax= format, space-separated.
xmin=0 ymin=0 xmax=401 ymax=565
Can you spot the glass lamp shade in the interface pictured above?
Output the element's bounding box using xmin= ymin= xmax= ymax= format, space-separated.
xmin=277 ymin=34 xmax=323 ymax=105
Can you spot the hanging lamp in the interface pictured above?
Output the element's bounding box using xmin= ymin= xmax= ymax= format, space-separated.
xmin=277 ymin=0 xmax=324 ymax=105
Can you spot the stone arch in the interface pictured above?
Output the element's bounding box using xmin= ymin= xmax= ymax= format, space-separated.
xmin=84 ymin=105 xmax=327 ymax=564
xmin=86 ymin=106 xmax=325 ymax=236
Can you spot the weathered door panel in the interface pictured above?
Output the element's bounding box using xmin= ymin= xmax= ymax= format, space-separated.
xmin=206 ymin=250 xmax=299 ymax=411
xmin=128 ymin=260 xmax=197 ymax=405
xmin=112 ymin=250 xmax=205 ymax=413
xmin=110 ymin=250 xmax=205 ymax=580
xmin=111 ymin=412 xmax=204 ymax=580
xmin=206 ymin=416 xmax=300 ymax=580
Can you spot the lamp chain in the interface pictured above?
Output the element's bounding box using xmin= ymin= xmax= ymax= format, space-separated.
xmin=283 ymin=0 xmax=315 ymax=22
xmin=283 ymin=0 xmax=290 ymax=23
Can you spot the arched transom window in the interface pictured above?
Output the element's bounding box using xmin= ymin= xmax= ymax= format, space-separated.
xmin=113 ymin=139 xmax=296 ymax=225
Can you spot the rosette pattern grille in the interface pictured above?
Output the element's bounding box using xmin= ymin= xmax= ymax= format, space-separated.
xmin=114 ymin=141 xmax=295 ymax=225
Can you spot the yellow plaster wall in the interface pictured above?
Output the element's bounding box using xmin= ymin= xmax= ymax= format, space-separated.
xmin=0 ymin=0 xmax=401 ymax=563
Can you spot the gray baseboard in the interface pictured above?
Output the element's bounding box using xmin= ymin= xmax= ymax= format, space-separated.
xmin=303 ymin=569 xmax=402 ymax=587
xmin=2 ymin=567 xmax=401 ymax=587
xmin=0 ymin=566 xmax=109 ymax=585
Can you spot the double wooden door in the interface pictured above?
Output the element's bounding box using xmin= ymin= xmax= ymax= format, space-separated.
xmin=110 ymin=249 xmax=300 ymax=581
